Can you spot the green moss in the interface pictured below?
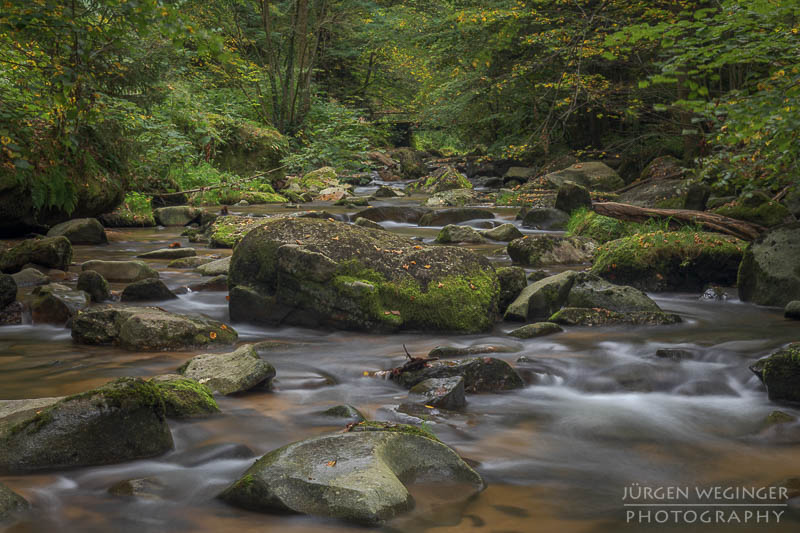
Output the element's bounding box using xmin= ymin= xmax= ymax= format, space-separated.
xmin=347 ymin=421 xmax=440 ymax=442
xmin=153 ymin=378 xmax=219 ymax=418
xmin=713 ymin=200 xmax=790 ymax=227
xmin=208 ymin=216 xmax=269 ymax=248
xmin=654 ymin=196 xmax=686 ymax=209
xmin=566 ymin=208 xmax=630 ymax=243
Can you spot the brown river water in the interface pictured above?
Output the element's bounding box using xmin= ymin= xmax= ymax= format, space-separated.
xmin=2 ymin=199 xmax=799 ymax=533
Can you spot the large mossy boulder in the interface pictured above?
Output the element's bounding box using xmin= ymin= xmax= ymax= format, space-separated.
xmin=0 ymin=377 xmax=173 ymax=473
xmin=544 ymin=161 xmax=624 ymax=191
xmin=407 ymin=166 xmax=471 ymax=194
xmin=150 ymin=374 xmax=220 ymax=418
xmin=177 ymin=344 xmax=275 ymax=395
xmin=749 ymin=343 xmax=800 ymax=403
xmin=81 ymin=260 xmax=158 ymax=282
xmin=0 ymin=482 xmax=29 ymax=524
xmin=207 ymin=215 xmax=269 ymax=248
xmin=565 ymin=208 xmax=629 ymax=244
xmin=218 ymin=428 xmax=483 ymax=525
xmin=0 ymin=236 xmax=72 ymax=273
xmin=712 ymin=194 xmax=790 ymax=228
xmin=592 ymin=231 xmax=744 ymax=291
xmin=555 ymin=181 xmax=592 ymax=214
xmin=738 ymin=223 xmax=800 ymax=306
xmin=71 ymin=305 xmax=238 ymax=351
xmin=435 ymin=224 xmax=487 ymax=244
xmin=390 ymin=357 xmax=524 ymax=392
xmin=228 ymin=218 xmax=499 ymax=332
xmin=506 ymin=235 xmax=594 ymax=267
xmin=46 ymin=218 xmax=107 ymax=245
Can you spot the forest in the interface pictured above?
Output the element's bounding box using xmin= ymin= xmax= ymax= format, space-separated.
xmin=1 ymin=1 xmax=800 ymax=532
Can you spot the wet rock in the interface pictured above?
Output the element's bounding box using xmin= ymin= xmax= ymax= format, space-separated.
xmin=503 ymin=166 xmax=537 ymax=184
xmin=565 ymin=273 xmax=661 ymax=313
xmin=700 ymin=286 xmax=728 ymax=301
xmin=673 ymin=380 xmax=737 ymax=396
xmin=0 ymin=274 xmax=16 ymax=308
xmin=373 ymin=186 xmax=404 ymax=198
xmin=0 ymin=377 xmax=173 ymax=473
xmin=178 ymin=344 xmax=275 ymax=395
xmin=496 ymin=266 xmax=527 ymax=313
xmin=319 ymin=405 xmax=366 ymax=422
xmin=81 ymin=260 xmax=158 ymax=282
xmin=10 ymin=267 xmax=49 ymax=288
xmin=228 ymin=217 xmax=499 ymax=333
xmin=353 ymin=217 xmax=385 ymax=231
xmin=0 ymin=236 xmax=72 ymax=274
xmin=76 ymin=270 xmax=111 ymax=302
xmin=108 ymin=477 xmax=167 ymax=500
xmin=335 ymin=195 xmax=370 ymax=207
xmin=168 ymin=256 xmax=215 ymax=269
xmin=391 ymin=357 xmax=524 ymax=393
xmin=527 ymin=270 xmax=549 ymax=282
xmin=418 ymin=208 xmax=494 ymax=227
xmin=188 ymin=274 xmax=228 ymax=292
xmin=482 ymin=223 xmax=523 ymax=242
xmin=428 ymin=344 xmax=519 ymax=358
xmin=120 ymin=278 xmax=177 ymax=302
xmin=423 ymin=189 xmax=479 ymax=207
xmin=655 ymin=348 xmax=694 ymax=361
xmin=544 ymin=161 xmax=624 ymax=191
xmin=593 ymin=231 xmax=744 ymax=292
xmin=218 ymin=428 xmax=483 ymax=525
xmin=549 ymin=307 xmax=681 ymax=327
xmin=786 ymin=301 xmax=800 ymax=320
xmin=0 ymin=481 xmax=29 ymax=524
xmin=46 ymin=217 xmax=107 ymax=245
xmin=195 ymin=256 xmax=231 ymax=276
xmin=407 ymin=166 xmax=471 ymax=194
xmin=353 ymin=206 xmax=431 ymax=224
xmin=506 ymin=235 xmax=594 ymax=267
xmin=29 ymin=283 xmax=89 ymax=325
xmin=504 ymin=270 xmax=578 ymax=322
xmin=150 ymin=374 xmax=219 ymax=418
xmin=738 ymin=223 xmax=800 ymax=306
xmin=554 ymin=181 xmax=592 ymax=214
xmin=153 ymin=206 xmax=201 ymax=226
xmin=71 ymin=305 xmax=237 ymax=350
xmin=750 ymin=343 xmax=800 ymax=403
xmin=137 ymin=247 xmax=197 ymax=260
xmin=285 ymin=167 xmax=342 ymax=197
xmin=508 ymin=322 xmax=563 ymax=339
xmin=0 ymin=301 xmax=23 ymax=326
xmin=207 ymin=215 xmax=269 ymax=248
xmin=765 ymin=410 xmax=796 ymax=426
xmin=435 ymin=224 xmax=487 ymax=244
xmin=522 ymin=208 xmax=570 ymax=230
xmin=408 ymin=376 xmax=466 ymax=409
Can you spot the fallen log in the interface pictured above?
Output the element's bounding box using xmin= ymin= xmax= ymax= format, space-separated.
xmin=592 ymin=201 xmax=765 ymax=241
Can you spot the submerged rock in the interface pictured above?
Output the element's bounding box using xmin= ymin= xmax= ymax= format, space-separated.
xmin=228 ymin=217 xmax=499 ymax=333
xmin=150 ymin=374 xmax=219 ymax=418
xmin=750 ymin=343 xmax=800 ymax=403
xmin=0 ymin=236 xmax=72 ymax=274
xmin=108 ymin=477 xmax=168 ymax=500
xmin=72 ymin=305 xmax=237 ymax=350
xmin=0 ymin=378 xmax=173 ymax=473
xmin=137 ymin=247 xmax=197 ymax=260
xmin=549 ymin=307 xmax=681 ymax=327
xmin=81 ymin=260 xmax=158 ymax=282
xmin=206 ymin=216 xmax=269 ymax=248
xmin=120 ymin=278 xmax=177 ymax=302
xmin=506 ymin=235 xmax=594 ymax=267
xmin=418 ymin=207 xmax=494 ymax=227
xmin=390 ymin=357 xmax=524 ymax=393
xmin=76 ymin=270 xmax=112 ymax=302
xmin=218 ymin=428 xmax=483 ymax=525
xmin=319 ymin=405 xmax=366 ymax=422
xmin=178 ymin=344 xmax=275 ymax=395
xmin=46 ymin=217 xmax=107 ymax=245
xmin=353 ymin=206 xmax=431 ymax=224
xmin=738 ymin=223 xmax=800 ymax=307
xmin=29 ymin=283 xmax=89 ymax=325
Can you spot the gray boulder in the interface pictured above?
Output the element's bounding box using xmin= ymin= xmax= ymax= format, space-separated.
xmin=0 ymin=377 xmax=173 ymax=473
xmin=565 ymin=273 xmax=661 ymax=313
xmin=71 ymin=305 xmax=238 ymax=350
xmin=153 ymin=206 xmax=201 ymax=226
xmin=137 ymin=247 xmax=197 ymax=260
xmin=0 ymin=236 xmax=72 ymax=273
xmin=120 ymin=279 xmax=177 ymax=302
xmin=218 ymin=428 xmax=483 ymax=525
xmin=353 ymin=206 xmax=430 ymax=224
xmin=435 ymin=224 xmax=487 ymax=244
xmin=423 ymin=189 xmax=479 ymax=207
xmin=738 ymin=223 xmax=800 ymax=306
xmin=554 ymin=181 xmax=592 ymax=213
xmin=12 ymin=267 xmax=49 ymax=288
xmin=81 ymin=260 xmax=158 ymax=282
xmin=482 ymin=223 xmax=523 ymax=242
xmin=522 ymin=208 xmax=570 ymax=230
xmin=46 ymin=218 xmax=107 ymax=245
xmin=544 ymin=161 xmax=624 ymax=191
xmin=0 ymin=274 xmax=16 ymax=308
xmin=195 ymin=256 xmax=231 ymax=276
xmin=407 ymin=376 xmax=466 ymax=409
xmin=504 ymin=271 xmax=578 ymax=322
xmin=178 ymin=344 xmax=275 ymax=395
xmin=76 ymin=270 xmax=112 ymax=302
xmin=390 ymin=357 xmax=524 ymax=393
xmin=29 ymin=283 xmax=89 ymax=325
xmin=418 ymin=208 xmax=494 ymax=227
xmin=506 ymin=235 xmax=594 ymax=267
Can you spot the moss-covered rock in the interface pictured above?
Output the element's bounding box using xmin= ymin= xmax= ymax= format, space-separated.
xmin=391 ymin=147 xmax=427 ymax=179
xmin=544 ymin=161 xmax=624 ymax=191
xmin=284 ymin=167 xmax=341 ymax=197
xmin=423 ymin=188 xmax=479 ymax=207
xmin=435 ymin=224 xmax=487 ymax=244
xmin=566 ymin=208 xmax=629 ymax=243
xmin=496 ymin=266 xmax=527 ymax=313
xmin=506 ymin=235 xmax=594 ymax=267
xmin=215 ymin=121 xmax=287 ymax=177
xmin=99 ymin=200 xmax=156 ymax=228
xmin=319 ymin=405 xmax=366 ymax=422
xmin=218 ymin=429 xmax=482 ymax=525
xmin=0 ymin=236 xmax=73 ymax=274
xmin=508 ymin=322 xmax=563 ymax=339
xmin=71 ymin=305 xmax=237 ymax=351
xmin=11 ymin=267 xmax=49 ymax=288
xmin=749 ymin=343 xmax=800 ymax=403
xmin=592 ymin=231 xmax=744 ymax=291
xmin=482 ymin=223 xmax=523 ymax=242
xmin=177 ymin=344 xmax=275 ymax=395
xmin=46 ymin=218 xmax=107 ymax=245
xmin=150 ymin=374 xmax=220 ymax=418
xmin=713 ymin=197 xmax=790 ymax=227
xmin=640 ymin=155 xmax=683 ymax=181
xmin=522 ymin=207 xmax=570 ymax=230
xmin=206 ymin=215 xmax=269 ymax=248
xmin=154 ymin=206 xmax=202 ymax=227
xmin=738 ymin=223 xmax=800 ymax=306
xmin=76 ymin=270 xmax=111 ymax=302
xmin=120 ymin=279 xmax=177 ymax=302
xmin=565 ymin=272 xmax=661 ymax=313
xmin=390 ymin=357 xmax=524 ymax=392
xmin=549 ymin=307 xmax=681 ymax=326
xmin=407 ymin=166 xmax=472 ymax=194
xmin=228 ymin=217 xmax=500 ymax=333
xmin=618 ymin=179 xmax=686 ymax=208
xmin=168 ymin=256 xmax=215 ymax=269
xmin=195 ymin=256 xmax=231 ymax=276
xmin=554 ymin=181 xmax=592 ymax=214
xmin=0 ymin=481 xmax=29 ymax=524
xmin=81 ymin=260 xmax=158 ymax=282
xmin=0 ymin=377 xmax=173 ymax=473
xmin=504 ymin=270 xmax=578 ymax=322
xmin=29 ymin=283 xmax=90 ymax=325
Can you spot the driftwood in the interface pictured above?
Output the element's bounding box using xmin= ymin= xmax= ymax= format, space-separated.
xmin=145 ymin=165 xmax=287 ymax=198
xmin=592 ymin=201 xmax=765 ymax=241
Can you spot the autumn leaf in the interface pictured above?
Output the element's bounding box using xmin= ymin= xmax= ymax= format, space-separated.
xmin=326 ymin=460 xmax=337 ymax=467
xmin=209 ymin=331 xmax=217 ymax=339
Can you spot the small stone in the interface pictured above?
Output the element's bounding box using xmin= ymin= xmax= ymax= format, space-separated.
xmin=482 ymin=223 xmax=523 ymax=242
xmin=319 ymin=405 xmax=366 ymax=422
xmin=507 ymin=322 xmax=563 ymax=339
xmin=121 ymin=279 xmax=177 ymax=302
xmin=77 ymin=270 xmax=112 ymax=302
xmin=108 ymin=477 xmax=167 ymax=499
xmin=137 ymin=248 xmax=197 ymax=260
xmin=435 ymin=224 xmax=487 ymax=244
xmin=178 ymin=344 xmax=275 ymax=395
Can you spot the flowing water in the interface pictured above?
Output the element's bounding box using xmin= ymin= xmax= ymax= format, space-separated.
xmin=2 ymin=202 xmax=799 ymax=533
